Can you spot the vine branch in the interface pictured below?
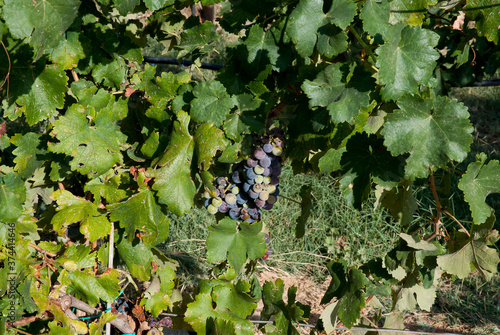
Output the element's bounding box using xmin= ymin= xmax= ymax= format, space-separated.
xmin=347 ymin=25 xmax=378 ymax=65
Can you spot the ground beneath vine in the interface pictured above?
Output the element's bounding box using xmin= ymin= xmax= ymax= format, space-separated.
xmin=253 ymin=268 xmax=499 ymax=335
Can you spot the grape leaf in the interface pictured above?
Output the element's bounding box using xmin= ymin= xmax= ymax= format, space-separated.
xmin=190 ymin=81 xmax=237 ymax=126
xmin=51 ymin=190 xmax=111 ymax=242
xmin=321 ymin=261 xmax=369 ymax=328
xmin=360 ymin=0 xmax=391 ymax=40
xmin=141 ymin=70 xmax=191 ymax=122
xmin=48 ymin=103 xmax=128 ymax=177
xmin=11 ymin=132 xmax=44 ymax=178
xmin=206 ymin=218 xmax=267 ymax=272
xmin=113 ymin=0 xmax=139 ymax=15
xmin=390 ymin=0 xmax=438 ymax=25
xmin=302 ymin=64 xmax=374 ymax=124
xmin=92 ymin=58 xmax=127 ymax=88
xmin=56 ymin=245 xmax=96 ymax=270
xmin=194 ymin=123 xmax=227 ymax=171
xmin=177 ymin=20 xmax=218 ymax=58
xmin=394 ymin=284 xmax=436 ymax=311
xmin=464 ymin=0 xmax=500 ymax=44
xmin=84 ymin=173 xmax=128 ymax=205
xmin=0 ymin=173 xmax=26 ymax=223
xmin=89 ymin=313 xmax=117 ymax=335
xmin=185 ymin=279 xmax=256 ymax=335
xmin=381 ymin=95 xmax=473 ymax=179
xmin=243 ymin=25 xmax=290 ymax=73
xmin=17 ymin=65 xmax=68 ymax=126
xmin=458 ymin=153 xmax=500 ymax=225
xmin=64 ymin=269 xmax=120 ymax=306
xmin=108 ymin=189 xmax=170 ymax=246
xmin=2 ymin=0 xmax=34 ymax=40
xmin=376 ymin=24 xmax=440 ymax=101
xmin=3 ymin=0 xmax=80 ymax=58
xmin=437 ymin=232 xmax=500 ymax=280
xmin=375 ymin=181 xmax=417 ymax=227
xmin=340 ymin=133 xmax=403 ymax=208
xmin=316 ymin=25 xmax=349 ymax=58
xmin=143 ymin=0 xmax=175 ymax=12
xmin=141 ymin=266 xmax=176 ymax=317
xmin=287 ymin=0 xmax=357 ymax=58
xmin=296 ymin=185 xmax=312 ymax=239
xmin=49 ymin=31 xmax=85 ymax=70
xmin=151 ymin=111 xmax=196 ymax=216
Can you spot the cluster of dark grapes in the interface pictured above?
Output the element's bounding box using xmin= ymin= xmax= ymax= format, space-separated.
xmin=204 ymin=130 xmax=284 ymax=223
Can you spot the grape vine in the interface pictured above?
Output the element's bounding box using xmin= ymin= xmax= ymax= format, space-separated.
xmin=0 ymin=0 xmax=500 ymax=334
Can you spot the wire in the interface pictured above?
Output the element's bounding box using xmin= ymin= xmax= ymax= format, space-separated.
xmin=143 ymin=56 xmax=223 ymax=70
xmin=159 ymin=313 xmax=464 ymax=335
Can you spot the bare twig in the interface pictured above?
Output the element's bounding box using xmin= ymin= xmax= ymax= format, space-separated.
xmin=29 ymin=242 xmax=57 ymax=257
xmin=0 ymin=40 xmax=11 ymax=100
xmin=443 ymin=209 xmax=471 ymax=238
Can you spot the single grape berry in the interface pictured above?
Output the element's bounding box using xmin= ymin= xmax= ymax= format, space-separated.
xmin=263 ymin=143 xmax=273 ymax=153
xmin=254 ymin=147 xmax=266 ymax=159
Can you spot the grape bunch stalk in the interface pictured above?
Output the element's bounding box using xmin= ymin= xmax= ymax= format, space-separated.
xmin=204 ymin=129 xmax=285 ymax=224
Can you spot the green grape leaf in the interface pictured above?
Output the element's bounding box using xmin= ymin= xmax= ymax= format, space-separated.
xmin=194 ymin=123 xmax=227 ymax=171
xmin=89 ymin=313 xmax=117 ymax=335
xmin=65 ymin=269 xmax=120 ymax=306
xmin=376 ymin=24 xmax=440 ymax=101
xmin=108 ymin=189 xmax=170 ymax=246
xmin=56 ymin=245 xmax=96 ymax=270
xmin=360 ymin=0 xmax=391 ymax=40
xmin=3 ymin=0 xmax=80 ymax=58
xmin=458 ymin=154 xmax=500 ymax=225
xmin=113 ymin=0 xmax=139 ymax=15
xmin=464 ymin=0 xmax=500 ymax=43
xmin=340 ymin=133 xmax=403 ymax=208
xmin=375 ymin=181 xmax=417 ymax=227
xmin=92 ymin=58 xmax=126 ymax=88
xmin=185 ymin=280 xmax=255 ymax=335
xmin=48 ymin=103 xmax=128 ymax=177
xmin=143 ymin=71 xmax=191 ymax=122
xmin=302 ymin=64 xmax=374 ymax=124
xmin=84 ymin=173 xmax=128 ymax=205
xmin=437 ymin=232 xmax=500 ymax=280
xmin=17 ymin=65 xmax=68 ymax=126
xmin=316 ymin=25 xmax=349 ymax=58
xmin=51 ymin=190 xmax=111 ymax=242
xmin=206 ymin=218 xmax=267 ymax=272
xmin=321 ymin=261 xmax=369 ymax=328
xmin=49 ymin=31 xmax=85 ymax=70
xmin=151 ymin=111 xmax=196 ymax=216
xmin=394 ymin=284 xmax=436 ymax=311
xmin=141 ymin=266 xmax=176 ymax=317
xmin=11 ymin=133 xmax=44 ymax=178
xmin=190 ymin=81 xmax=236 ymax=126
xmin=243 ymin=25 xmax=290 ymax=73
xmin=261 ymin=280 xmax=309 ymax=334
xmin=177 ymin=20 xmax=218 ymax=58
xmin=2 ymin=0 xmax=34 ymax=39
xmin=296 ymin=185 xmax=312 ymax=239
xmin=143 ymin=0 xmax=175 ymax=12
xmin=0 ymin=173 xmax=26 ymax=223
xmin=390 ymin=0 xmax=438 ymax=25
xmin=287 ymin=0 xmax=357 ymax=58
xmin=381 ymin=95 xmax=473 ymax=179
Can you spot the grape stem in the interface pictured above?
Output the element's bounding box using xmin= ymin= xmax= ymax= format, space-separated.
xmin=347 ymin=25 xmax=378 ymax=65
xmin=280 ymin=195 xmax=301 ymax=205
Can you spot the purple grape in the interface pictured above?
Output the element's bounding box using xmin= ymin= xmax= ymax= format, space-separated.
xmin=255 ymin=199 xmax=266 ymax=208
xmin=263 ymin=202 xmax=274 ymax=210
xmin=247 ymin=157 xmax=258 ymax=168
xmin=232 ymin=171 xmax=242 ymax=184
xmin=270 ymin=176 xmax=279 ymax=185
xmin=219 ymin=202 xmax=229 ymax=213
xmin=254 ymin=147 xmax=266 ymax=159
xmin=243 ymin=182 xmax=252 ymax=192
xmin=229 ymin=208 xmax=240 ymax=220
xmin=260 ymin=155 xmax=271 ymax=168
xmin=246 ymin=168 xmax=257 ymax=180
xmin=248 ymin=190 xmax=259 ymax=199
xmin=271 ymin=166 xmax=281 ymax=177
xmin=217 ymin=177 xmax=227 ymax=187
xmin=236 ymin=193 xmax=248 ymax=205
xmin=263 ymin=233 xmax=270 ymax=244
xmin=263 ymin=167 xmax=272 ymax=176
xmin=263 ymin=143 xmax=273 ymax=153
